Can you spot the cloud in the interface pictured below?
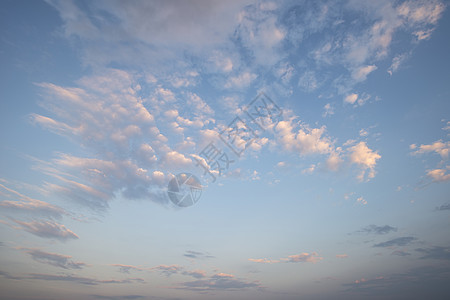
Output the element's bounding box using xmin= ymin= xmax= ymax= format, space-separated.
xmin=342 ymin=265 xmax=450 ymax=297
xmin=92 ymin=295 xmax=145 ymax=300
xmin=391 ymin=250 xmax=411 ymax=256
xmin=0 ymin=183 xmax=67 ymax=219
xmin=356 ymin=196 xmax=368 ymax=205
xmin=348 ymin=142 xmax=381 ymax=181
xmin=387 ymin=52 xmax=410 ymax=75
xmin=173 ymin=272 xmax=261 ymax=291
xmin=21 ymin=248 xmax=86 ymax=269
xmin=344 ymin=93 xmax=359 ymax=105
xmin=111 ymin=264 xmax=144 ymax=274
xmin=352 ymin=65 xmax=377 ymax=81
xmin=0 ymin=271 xmax=144 ymax=286
xmin=32 ymin=69 xmax=219 ymax=210
xmin=25 ymin=273 xmax=144 ymax=285
xmin=412 ymin=140 xmax=450 ymax=159
xmin=249 ymin=252 xmax=323 ymax=264
xmin=182 ymin=270 xmax=207 ymax=279
xmin=150 ymin=265 xmax=184 ymax=277
xmin=298 ymin=71 xmax=319 ymax=92
xmin=12 ymin=220 xmax=79 ymax=241
xmin=275 ymin=120 xmax=333 ymax=155
xmin=373 ymin=237 xmax=417 ymax=247
xmin=416 ymin=246 xmax=450 ymax=260
xmin=359 ymin=225 xmax=398 ymax=235
xmin=183 ymin=250 xmax=214 ymax=260
xmin=436 ymin=203 xmax=450 ymax=211
xmin=248 ymin=258 xmax=279 ymax=264
xmin=322 ymin=103 xmax=334 ymax=117
xmin=282 ymin=252 xmax=323 ymax=263
xmin=224 ymin=72 xmax=258 ymax=89
xmin=426 ymin=167 xmax=450 ymax=182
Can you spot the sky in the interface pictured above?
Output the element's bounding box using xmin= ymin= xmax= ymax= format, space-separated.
xmin=0 ymin=0 xmax=450 ymax=299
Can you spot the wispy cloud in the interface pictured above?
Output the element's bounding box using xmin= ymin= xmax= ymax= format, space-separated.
xmin=111 ymin=264 xmax=145 ymax=274
xmin=373 ymin=237 xmax=417 ymax=247
xmin=150 ymin=265 xmax=184 ymax=277
xmin=21 ymin=248 xmax=86 ymax=269
xmin=416 ymin=246 xmax=450 ymax=260
xmin=173 ymin=272 xmax=261 ymax=291
xmin=183 ymin=250 xmax=214 ymax=260
xmin=435 ymin=203 xmax=450 ymax=211
xmin=0 ymin=183 xmax=67 ymax=219
xmin=359 ymin=225 xmax=398 ymax=235
xmin=249 ymin=252 xmax=323 ymax=264
xmin=0 ymin=271 xmax=144 ymax=286
xmin=12 ymin=219 xmax=78 ymax=241
xmin=391 ymin=250 xmax=411 ymax=256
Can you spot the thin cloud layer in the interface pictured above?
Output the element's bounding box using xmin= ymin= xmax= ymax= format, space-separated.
xmin=12 ymin=219 xmax=79 ymax=241
xmin=373 ymin=237 xmax=417 ymax=248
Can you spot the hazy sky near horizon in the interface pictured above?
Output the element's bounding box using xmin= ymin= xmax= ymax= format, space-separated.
xmin=1 ymin=0 xmax=450 ymax=299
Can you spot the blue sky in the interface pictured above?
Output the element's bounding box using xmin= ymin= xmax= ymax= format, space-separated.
xmin=1 ymin=0 xmax=450 ymax=299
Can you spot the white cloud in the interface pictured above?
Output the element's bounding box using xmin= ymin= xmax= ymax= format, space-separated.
xmin=275 ymin=120 xmax=333 ymax=156
xmin=348 ymin=142 xmax=381 ymax=181
xmin=302 ymin=164 xmax=316 ymax=174
xmin=352 ymin=65 xmax=377 ymax=82
xmin=427 ymin=167 xmax=450 ymax=182
xmin=326 ymin=151 xmax=343 ymax=172
xmin=412 ymin=140 xmax=450 ymax=159
xmin=344 ymin=93 xmax=359 ymax=105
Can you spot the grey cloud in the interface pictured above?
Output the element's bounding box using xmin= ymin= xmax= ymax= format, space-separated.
xmin=416 ymin=246 xmax=450 ymax=260
xmin=374 ymin=237 xmax=417 ymax=247
xmin=26 ymin=273 xmax=144 ymax=285
xmin=436 ymin=203 xmax=450 ymax=211
xmin=342 ymin=265 xmax=450 ymax=299
xmin=175 ymin=273 xmax=261 ymax=291
xmin=22 ymin=248 xmax=86 ymax=269
xmin=183 ymin=250 xmax=214 ymax=260
xmin=92 ymin=296 xmax=145 ymax=300
xmin=111 ymin=264 xmax=144 ymax=274
xmin=181 ymin=270 xmax=206 ymax=279
xmin=359 ymin=224 xmax=398 ymax=235
xmin=151 ymin=265 xmax=183 ymax=277
xmin=0 ymin=271 xmax=143 ymax=285
xmin=391 ymin=250 xmax=411 ymax=256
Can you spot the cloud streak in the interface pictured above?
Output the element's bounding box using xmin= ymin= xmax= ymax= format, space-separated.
xmin=21 ymin=248 xmax=86 ymax=269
